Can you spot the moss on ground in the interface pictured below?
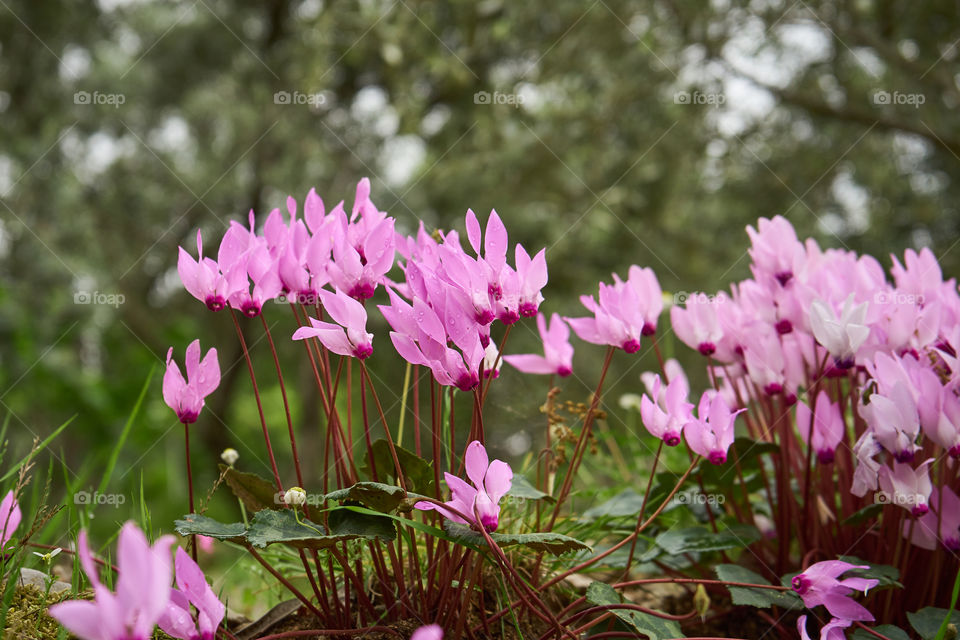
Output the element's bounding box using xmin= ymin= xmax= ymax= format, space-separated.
xmin=2 ymin=584 xmax=178 ymax=639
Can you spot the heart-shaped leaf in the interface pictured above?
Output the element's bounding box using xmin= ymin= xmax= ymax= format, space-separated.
xmin=174 ymin=514 xmax=246 ymax=541
xmin=655 ymin=525 xmax=760 ymax=555
xmin=220 ymin=466 xmax=280 ymax=514
xmin=362 ymin=440 xmax=435 ymax=495
xmin=325 ymin=482 xmax=410 ymax=513
xmin=714 ymin=564 xmax=802 ymax=610
xmin=585 ymin=581 xmax=684 ymax=639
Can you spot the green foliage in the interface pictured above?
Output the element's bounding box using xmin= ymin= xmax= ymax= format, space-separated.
xmin=714 ymin=564 xmax=802 ymax=610
xmin=443 ymin=522 xmax=591 ymax=555
xmin=908 ymin=608 xmax=960 ymax=640
xmin=362 ymin=439 xmax=435 ymax=495
xmin=585 ymin=581 xmax=684 ymax=639
xmin=653 ymin=524 xmax=760 ymax=556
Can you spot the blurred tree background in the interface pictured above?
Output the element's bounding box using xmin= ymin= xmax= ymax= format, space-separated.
xmin=0 ymin=0 xmax=958 ymax=540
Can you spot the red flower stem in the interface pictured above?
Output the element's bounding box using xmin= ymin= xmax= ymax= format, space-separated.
xmin=853 ymin=622 xmax=895 ymax=640
xmin=229 ymin=307 xmax=282 ymax=491
xmin=260 ymin=314 xmax=305 ymax=491
xmin=480 ymin=324 xmax=512 ymax=405
xmin=358 ymin=360 xmax=378 ymax=482
xmin=479 ymin=456 xmax=700 ymax=633
xmin=546 ymin=346 xmax=616 ymax=531
xmin=621 ymin=439 xmax=664 ymax=578
xmin=297 ymin=549 xmax=327 ymax=616
xmin=254 ymin=627 xmax=403 ymax=639
xmin=245 ymin=544 xmax=323 ymax=618
xmin=183 ymin=421 xmax=198 ymax=563
xmin=359 ymin=362 xmax=408 ymax=492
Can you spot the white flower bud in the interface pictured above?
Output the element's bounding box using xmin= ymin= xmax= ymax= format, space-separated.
xmin=284 ymin=486 xmax=307 ymax=507
xmin=220 ymin=448 xmax=239 ymax=466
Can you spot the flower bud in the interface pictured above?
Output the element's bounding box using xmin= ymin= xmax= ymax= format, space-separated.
xmin=284 ymin=486 xmax=307 ymax=507
xmin=220 ymin=448 xmax=239 ymax=466
xmin=693 ymin=584 xmax=710 ymax=621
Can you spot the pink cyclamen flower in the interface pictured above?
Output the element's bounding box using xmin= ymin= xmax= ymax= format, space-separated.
xmin=670 ymin=293 xmax=725 ymax=357
xmin=795 ymin=391 xmax=845 ymax=464
xmin=639 ymin=374 xmax=693 ymax=446
xmin=163 ymin=340 xmax=221 ymax=424
xmin=878 ymin=459 xmax=933 ymax=517
xmin=49 ymin=522 xmax=175 ymax=640
xmin=566 ymin=267 xmax=660 ymax=353
xmin=178 ymin=230 xmax=232 ymax=312
xmin=790 ymin=560 xmax=879 ymax=622
xmin=292 ymin=287 xmax=374 ymax=359
xmin=797 ymin=615 xmax=851 ymax=640
xmin=411 ymin=624 xmax=443 ymax=640
xmin=414 ymin=441 xmax=513 ymax=532
xmin=684 ymin=391 xmax=744 ymax=464
xmin=503 ymin=313 xmax=574 ymax=377
xmin=0 ymin=490 xmax=21 ymax=545
xmin=809 ymin=294 xmax=870 ymax=368
xmin=906 ymin=486 xmax=960 ymax=551
xmin=158 ymin=547 xmax=226 ymax=640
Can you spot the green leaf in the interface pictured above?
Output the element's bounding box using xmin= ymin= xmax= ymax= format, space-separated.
xmin=443 ymin=522 xmax=591 ymax=555
xmin=327 ymin=505 xmax=396 ymax=541
xmin=585 ymin=581 xmax=683 ymax=639
xmin=174 ymin=514 xmax=246 ymax=541
xmin=852 ymin=625 xmax=910 ymax=640
xmin=325 ymin=482 xmax=410 ymax=513
xmin=507 ymin=475 xmax=554 ymax=503
xmin=655 ymin=525 xmax=760 ymax=555
xmin=840 ymin=503 xmax=884 ymax=526
xmin=908 ymin=608 xmax=960 ymax=640
xmin=245 ymin=508 xmax=396 ymax=550
xmin=714 ymin=564 xmax=802 ymax=610
xmin=837 ymin=555 xmax=903 ymax=590
xmin=220 ymin=466 xmax=280 ymax=514
xmin=583 ymin=489 xmax=645 ymax=519
xmin=362 ymin=439 xmax=435 ymax=495
xmin=244 ymin=509 xmax=329 ymax=549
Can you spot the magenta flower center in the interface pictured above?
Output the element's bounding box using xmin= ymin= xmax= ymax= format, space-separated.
xmin=792 ymin=574 xmax=811 ymax=595
xmin=498 ymin=309 xmax=519 ymax=325
xmin=518 ymin=301 xmax=538 ymax=318
xmin=349 ymin=282 xmax=376 ymax=300
xmin=775 ymin=271 xmax=793 ymax=286
xmin=241 ymin=300 xmax=262 ymax=318
xmin=622 ymin=338 xmax=641 ymax=353
xmin=205 ymin=294 xmax=226 ymax=312
xmin=663 ymin=432 xmax=681 ymax=447
xmin=775 ymin=319 xmax=793 ymax=335
xmin=557 ymin=365 xmax=572 ymax=377
xmin=476 ymin=309 xmax=496 ymax=325
xmin=816 ymin=449 xmax=835 ymax=464
xmin=353 ymin=343 xmax=373 ymax=360
xmin=641 ymin=322 xmax=656 ymax=336
xmin=708 ymin=451 xmax=727 ymax=465
xmin=698 ymin=342 xmax=716 ymax=356
xmin=763 ymin=382 xmax=783 ymax=396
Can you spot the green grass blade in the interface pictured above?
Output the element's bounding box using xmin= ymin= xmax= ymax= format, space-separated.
xmin=0 ymin=416 xmax=75 ymax=483
xmin=97 ymin=366 xmax=155 ymax=495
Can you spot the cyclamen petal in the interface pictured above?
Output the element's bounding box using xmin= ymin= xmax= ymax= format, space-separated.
xmin=164 ymin=341 xmax=220 ymax=424
xmin=414 ymin=441 xmax=512 ymax=532
xmin=50 ymin=522 xmax=175 ymax=640
xmin=0 ymin=490 xmax=21 ymax=545
xmin=791 ymin=560 xmax=878 ymax=622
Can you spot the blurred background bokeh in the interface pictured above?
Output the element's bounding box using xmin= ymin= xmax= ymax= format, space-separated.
xmin=1 ymin=0 xmax=958 ymax=556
